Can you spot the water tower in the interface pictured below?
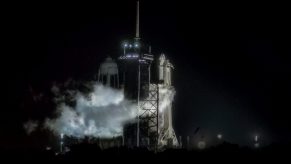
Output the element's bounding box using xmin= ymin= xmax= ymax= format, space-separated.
xmin=98 ymin=57 xmax=119 ymax=88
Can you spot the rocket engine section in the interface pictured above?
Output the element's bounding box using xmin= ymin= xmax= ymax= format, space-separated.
xmin=98 ymin=57 xmax=119 ymax=88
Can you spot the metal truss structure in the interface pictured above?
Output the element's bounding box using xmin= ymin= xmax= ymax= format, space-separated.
xmin=139 ymin=84 xmax=159 ymax=149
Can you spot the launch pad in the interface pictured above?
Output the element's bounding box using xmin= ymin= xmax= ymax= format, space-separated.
xmin=97 ymin=1 xmax=178 ymax=149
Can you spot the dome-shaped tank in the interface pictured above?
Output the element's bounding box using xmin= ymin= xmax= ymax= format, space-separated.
xmin=98 ymin=57 xmax=119 ymax=88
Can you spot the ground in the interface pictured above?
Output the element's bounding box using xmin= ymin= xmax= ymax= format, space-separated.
xmin=1 ymin=142 xmax=290 ymax=162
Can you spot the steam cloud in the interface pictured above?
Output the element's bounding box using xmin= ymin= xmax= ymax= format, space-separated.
xmin=158 ymin=85 xmax=175 ymax=114
xmin=24 ymin=120 xmax=39 ymax=135
xmin=24 ymin=81 xmax=175 ymax=139
xmin=45 ymin=83 xmax=137 ymax=138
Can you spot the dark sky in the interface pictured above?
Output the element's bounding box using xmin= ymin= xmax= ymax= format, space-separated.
xmin=2 ymin=0 xmax=291 ymax=148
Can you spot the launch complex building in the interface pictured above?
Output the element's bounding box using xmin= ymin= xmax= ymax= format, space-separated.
xmin=97 ymin=1 xmax=178 ymax=149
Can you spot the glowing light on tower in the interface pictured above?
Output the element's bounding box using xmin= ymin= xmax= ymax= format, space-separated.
xmin=217 ymin=134 xmax=223 ymax=140
xmin=60 ymin=133 xmax=64 ymax=153
xmin=254 ymin=134 xmax=260 ymax=148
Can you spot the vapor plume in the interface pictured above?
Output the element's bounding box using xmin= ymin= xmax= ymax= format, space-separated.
xmin=159 ymin=85 xmax=175 ymax=113
xmin=23 ymin=120 xmax=39 ymax=135
xmin=24 ymin=80 xmax=175 ymax=139
xmin=45 ymin=83 xmax=137 ymax=138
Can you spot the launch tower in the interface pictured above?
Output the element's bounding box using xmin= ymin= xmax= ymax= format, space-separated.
xmin=99 ymin=1 xmax=178 ymax=149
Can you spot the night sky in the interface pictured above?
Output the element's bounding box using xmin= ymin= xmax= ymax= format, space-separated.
xmin=2 ymin=1 xmax=291 ymax=149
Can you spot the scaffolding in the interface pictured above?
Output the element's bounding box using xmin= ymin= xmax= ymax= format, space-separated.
xmin=138 ymin=84 xmax=159 ymax=149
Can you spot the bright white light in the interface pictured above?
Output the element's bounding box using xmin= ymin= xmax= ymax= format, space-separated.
xmin=129 ymin=44 xmax=132 ymax=48
xmin=254 ymin=135 xmax=259 ymax=142
xmin=217 ymin=134 xmax=223 ymax=140
xmin=135 ymin=43 xmax=139 ymax=47
xmin=124 ymin=43 xmax=128 ymax=47
xmin=61 ymin=133 xmax=64 ymax=139
xmin=125 ymin=54 xmax=139 ymax=59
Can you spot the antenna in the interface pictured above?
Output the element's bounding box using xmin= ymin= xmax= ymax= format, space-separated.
xmin=136 ymin=1 xmax=141 ymax=147
xmin=135 ymin=1 xmax=140 ymax=40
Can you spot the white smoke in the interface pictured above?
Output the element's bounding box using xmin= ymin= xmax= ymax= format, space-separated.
xmin=158 ymin=85 xmax=175 ymax=113
xmin=24 ymin=81 xmax=175 ymax=139
xmin=45 ymin=83 xmax=137 ymax=138
xmin=23 ymin=120 xmax=39 ymax=135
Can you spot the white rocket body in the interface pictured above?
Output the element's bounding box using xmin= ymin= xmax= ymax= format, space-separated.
xmin=159 ymin=54 xmax=174 ymax=86
xmin=158 ymin=54 xmax=178 ymax=147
